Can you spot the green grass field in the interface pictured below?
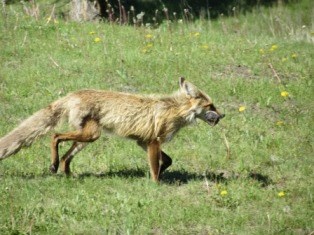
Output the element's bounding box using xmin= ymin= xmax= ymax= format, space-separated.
xmin=0 ymin=1 xmax=313 ymax=234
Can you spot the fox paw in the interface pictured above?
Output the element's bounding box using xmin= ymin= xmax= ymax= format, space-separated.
xmin=50 ymin=164 xmax=58 ymax=173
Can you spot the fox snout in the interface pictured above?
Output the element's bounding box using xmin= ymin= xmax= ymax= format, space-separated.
xmin=205 ymin=111 xmax=225 ymax=126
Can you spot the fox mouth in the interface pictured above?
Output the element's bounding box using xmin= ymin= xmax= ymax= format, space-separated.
xmin=205 ymin=111 xmax=225 ymax=126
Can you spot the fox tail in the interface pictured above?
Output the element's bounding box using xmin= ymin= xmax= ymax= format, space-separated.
xmin=0 ymin=100 xmax=65 ymax=160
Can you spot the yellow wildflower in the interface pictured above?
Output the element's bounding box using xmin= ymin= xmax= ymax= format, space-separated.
xmin=220 ymin=190 xmax=228 ymax=196
xmin=291 ymin=53 xmax=298 ymax=59
xmin=193 ymin=32 xmax=200 ymax=37
xmin=280 ymin=91 xmax=289 ymax=97
xmin=278 ymin=191 xmax=285 ymax=197
xmin=281 ymin=57 xmax=288 ymax=62
xmin=276 ymin=121 xmax=284 ymax=126
xmin=202 ymin=44 xmax=209 ymax=49
xmin=46 ymin=17 xmax=58 ymax=24
xmin=94 ymin=37 xmax=101 ymax=43
xmin=270 ymin=44 xmax=278 ymax=51
xmin=146 ymin=43 xmax=153 ymax=48
xmin=89 ymin=31 xmax=95 ymax=35
xmin=145 ymin=34 xmax=153 ymax=39
xmin=239 ymin=106 xmax=246 ymax=112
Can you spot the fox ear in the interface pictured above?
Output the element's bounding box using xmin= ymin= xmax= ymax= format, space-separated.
xmin=179 ymin=77 xmax=185 ymax=88
xmin=179 ymin=77 xmax=199 ymax=98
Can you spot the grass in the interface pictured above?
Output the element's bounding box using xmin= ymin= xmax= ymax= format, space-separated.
xmin=0 ymin=1 xmax=313 ymax=234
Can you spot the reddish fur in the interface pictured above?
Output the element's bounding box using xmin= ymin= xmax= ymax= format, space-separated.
xmin=0 ymin=78 xmax=223 ymax=181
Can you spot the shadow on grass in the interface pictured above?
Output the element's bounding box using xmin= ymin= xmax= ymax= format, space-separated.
xmin=77 ymin=169 xmax=240 ymax=185
xmin=163 ymin=170 xmax=273 ymax=187
xmin=1 ymin=168 xmax=273 ymax=187
xmin=161 ymin=170 xmax=233 ymax=185
xmin=77 ymin=168 xmax=146 ymax=179
xmin=248 ymin=172 xmax=273 ymax=187
xmin=77 ymin=169 xmax=273 ymax=187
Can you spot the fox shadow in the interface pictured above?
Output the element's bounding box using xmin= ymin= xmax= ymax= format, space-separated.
xmin=161 ymin=170 xmax=230 ymax=184
xmin=77 ymin=168 xmax=271 ymax=185
xmin=77 ymin=169 xmax=213 ymax=184
xmin=78 ymin=168 xmax=204 ymax=182
xmin=77 ymin=168 xmax=273 ymax=186
xmin=163 ymin=170 xmax=272 ymax=186
xmin=1 ymin=168 xmax=272 ymax=187
xmin=77 ymin=168 xmax=146 ymax=179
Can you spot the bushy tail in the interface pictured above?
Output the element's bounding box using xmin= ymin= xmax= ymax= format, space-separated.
xmin=0 ymin=100 xmax=65 ymax=160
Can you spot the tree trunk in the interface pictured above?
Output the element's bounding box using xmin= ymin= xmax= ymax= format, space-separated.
xmin=69 ymin=0 xmax=100 ymax=21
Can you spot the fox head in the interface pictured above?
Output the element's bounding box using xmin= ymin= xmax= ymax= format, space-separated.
xmin=179 ymin=77 xmax=225 ymax=126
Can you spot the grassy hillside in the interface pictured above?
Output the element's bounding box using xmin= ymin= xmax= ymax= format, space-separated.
xmin=0 ymin=1 xmax=313 ymax=234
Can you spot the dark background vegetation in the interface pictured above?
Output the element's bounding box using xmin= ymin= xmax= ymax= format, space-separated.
xmin=98 ymin=0 xmax=293 ymax=20
xmin=6 ymin=0 xmax=300 ymax=22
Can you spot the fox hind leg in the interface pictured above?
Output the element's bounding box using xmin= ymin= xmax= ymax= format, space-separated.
xmin=50 ymin=118 xmax=101 ymax=175
xmin=60 ymin=142 xmax=87 ymax=175
xmin=50 ymin=133 xmax=61 ymax=173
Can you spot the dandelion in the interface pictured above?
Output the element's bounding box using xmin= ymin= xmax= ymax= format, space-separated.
xmin=276 ymin=121 xmax=284 ymax=126
xmin=278 ymin=191 xmax=285 ymax=197
xmin=94 ymin=37 xmax=101 ymax=43
xmin=47 ymin=17 xmax=59 ymax=24
xmin=201 ymin=44 xmax=209 ymax=49
xmin=280 ymin=91 xmax=289 ymax=98
xmin=291 ymin=53 xmax=298 ymax=59
xmin=220 ymin=190 xmax=228 ymax=196
xmin=281 ymin=57 xmax=288 ymax=62
xmin=145 ymin=34 xmax=153 ymax=39
xmin=239 ymin=106 xmax=246 ymax=112
xmin=142 ymin=43 xmax=153 ymax=53
xmin=270 ymin=44 xmax=278 ymax=51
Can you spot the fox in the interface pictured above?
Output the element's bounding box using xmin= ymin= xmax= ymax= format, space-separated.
xmin=0 ymin=77 xmax=224 ymax=181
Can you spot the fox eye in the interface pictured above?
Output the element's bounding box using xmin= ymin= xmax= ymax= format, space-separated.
xmin=204 ymin=104 xmax=211 ymax=109
xmin=205 ymin=103 xmax=216 ymax=111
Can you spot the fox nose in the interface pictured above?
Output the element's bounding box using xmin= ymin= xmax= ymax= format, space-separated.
xmin=205 ymin=111 xmax=220 ymax=124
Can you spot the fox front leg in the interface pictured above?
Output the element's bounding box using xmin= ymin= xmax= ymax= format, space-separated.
xmin=159 ymin=151 xmax=172 ymax=176
xmin=147 ymin=140 xmax=162 ymax=182
xmin=139 ymin=140 xmax=172 ymax=181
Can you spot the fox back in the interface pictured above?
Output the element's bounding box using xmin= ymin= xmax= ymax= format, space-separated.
xmin=62 ymin=79 xmax=222 ymax=144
